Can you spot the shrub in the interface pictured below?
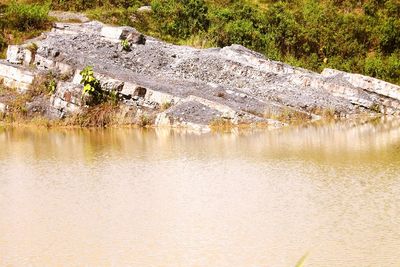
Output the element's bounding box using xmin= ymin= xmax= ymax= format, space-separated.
xmin=5 ymin=1 xmax=50 ymax=31
xmin=51 ymin=0 xmax=99 ymax=11
xmin=364 ymin=54 xmax=385 ymax=78
xmin=264 ymin=2 xmax=300 ymax=56
xmin=379 ymin=18 xmax=400 ymax=54
xmin=386 ymin=53 xmax=400 ymax=83
xmin=79 ymin=66 xmax=122 ymax=106
xmin=51 ymin=0 xmax=143 ymax=10
xmin=80 ymin=66 xmax=103 ymax=105
xmin=0 ymin=34 xmax=7 ymax=53
xmin=151 ymin=0 xmax=209 ymax=39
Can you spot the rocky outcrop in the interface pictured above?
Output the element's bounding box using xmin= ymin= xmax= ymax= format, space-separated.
xmin=0 ymin=60 xmax=36 ymax=93
xmin=1 ymin=19 xmax=400 ymax=131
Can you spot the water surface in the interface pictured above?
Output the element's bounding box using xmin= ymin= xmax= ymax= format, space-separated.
xmin=1 ymin=120 xmax=400 ymax=267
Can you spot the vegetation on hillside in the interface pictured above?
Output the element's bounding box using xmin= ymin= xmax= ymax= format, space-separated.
xmin=0 ymin=0 xmax=399 ymax=84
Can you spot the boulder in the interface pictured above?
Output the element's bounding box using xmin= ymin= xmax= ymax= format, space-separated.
xmin=0 ymin=61 xmax=36 ymax=93
xmin=6 ymin=45 xmax=34 ymax=66
xmin=50 ymin=81 xmax=83 ymax=116
xmin=137 ymin=6 xmax=152 ymax=12
xmin=54 ymin=81 xmax=83 ymax=106
xmin=101 ymin=26 xmax=146 ymax=44
xmin=96 ymin=74 xmax=124 ymax=92
xmin=120 ymin=82 xmax=139 ymax=96
xmin=146 ymin=89 xmax=181 ymax=106
xmin=50 ymin=96 xmax=80 ymax=116
xmin=126 ymin=31 xmax=146 ymax=45
xmin=35 ymin=54 xmax=56 ymax=70
xmin=322 ymin=68 xmax=400 ymax=101
xmin=101 ymin=26 xmax=134 ymax=41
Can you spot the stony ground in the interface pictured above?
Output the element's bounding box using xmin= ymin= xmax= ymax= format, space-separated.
xmin=1 ymin=15 xmax=400 ymax=131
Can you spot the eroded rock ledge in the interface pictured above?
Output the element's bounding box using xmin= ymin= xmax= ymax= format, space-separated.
xmin=1 ymin=19 xmax=400 ymax=132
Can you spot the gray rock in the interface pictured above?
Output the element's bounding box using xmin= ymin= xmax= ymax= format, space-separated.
xmin=2 ymin=19 xmax=399 ymax=129
xmin=0 ymin=60 xmax=36 ymax=93
xmin=126 ymin=31 xmax=146 ymax=45
xmin=6 ymin=45 xmax=24 ymax=64
xmin=6 ymin=45 xmax=33 ymax=66
xmin=54 ymin=81 xmax=83 ymax=106
xmin=101 ymin=26 xmax=133 ymax=40
xmin=137 ymin=6 xmax=152 ymax=13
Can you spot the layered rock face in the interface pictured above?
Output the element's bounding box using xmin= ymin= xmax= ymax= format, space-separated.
xmin=1 ymin=19 xmax=400 ymax=131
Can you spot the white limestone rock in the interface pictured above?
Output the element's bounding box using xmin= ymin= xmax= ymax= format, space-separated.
xmin=322 ymin=68 xmax=400 ymax=101
xmin=55 ymin=81 xmax=83 ymax=106
xmin=146 ymin=89 xmax=181 ymax=106
xmin=0 ymin=61 xmax=35 ymax=93
xmin=50 ymin=95 xmax=80 ymax=115
xmin=137 ymin=6 xmax=152 ymax=12
xmin=120 ymin=82 xmax=139 ymax=96
xmin=6 ymin=45 xmax=34 ymax=66
xmin=6 ymin=45 xmax=23 ymax=64
xmin=101 ymin=26 xmax=133 ymax=41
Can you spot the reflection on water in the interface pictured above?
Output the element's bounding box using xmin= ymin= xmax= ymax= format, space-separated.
xmin=1 ymin=119 xmax=400 ymax=267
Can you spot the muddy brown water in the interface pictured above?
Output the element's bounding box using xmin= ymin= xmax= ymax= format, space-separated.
xmin=1 ymin=120 xmax=400 ymax=267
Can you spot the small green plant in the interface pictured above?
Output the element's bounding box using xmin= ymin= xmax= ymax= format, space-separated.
xmin=139 ymin=114 xmax=151 ymax=127
xmin=108 ymin=90 xmax=119 ymax=106
xmin=27 ymin=42 xmax=39 ymax=53
xmin=121 ymin=39 xmax=131 ymax=51
xmin=47 ymin=79 xmax=57 ymax=94
xmin=80 ymin=66 xmax=102 ymax=104
xmin=161 ymin=101 xmax=172 ymax=111
xmin=370 ymin=103 xmax=381 ymax=113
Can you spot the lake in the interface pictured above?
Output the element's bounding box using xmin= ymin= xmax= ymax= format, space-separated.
xmin=1 ymin=119 xmax=400 ymax=267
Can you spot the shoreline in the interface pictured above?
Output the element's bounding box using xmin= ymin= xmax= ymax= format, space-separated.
xmin=1 ymin=19 xmax=399 ymax=132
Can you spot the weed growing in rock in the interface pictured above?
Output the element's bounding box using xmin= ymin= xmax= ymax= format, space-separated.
xmin=121 ymin=39 xmax=131 ymax=51
xmin=47 ymin=79 xmax=57 ymax=94
xmin=79 ymin=66 xmax=123 ymax=107
xmin=139 ymin=114 xmax=151 ymax=127
xmin=27 ymin=42 xmax=39 ymax=53
xmin=161 ymin=101 xmax=172 ymax=111
xmin=370 ymin=103 xmax=381 ymax=113
xmin=80 ymin=66 xmax=102 ymax=105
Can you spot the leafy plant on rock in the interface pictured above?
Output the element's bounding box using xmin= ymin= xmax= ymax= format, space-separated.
xmin=47 ymin=79 xmax=57 ymax=94
xmin=121 ymin=39 xmax=131 ymax=51
xmin=80 ymin=66 xmax=102 ymax=105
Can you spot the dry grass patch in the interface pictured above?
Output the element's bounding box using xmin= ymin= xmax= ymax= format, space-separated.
xmin=64 ymin=102 xmax=120 ymax=128
xmin=264 ymin=108 xmax=311 ymax=124
xmin=209 ymin=117 xmax=234 ymax=131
